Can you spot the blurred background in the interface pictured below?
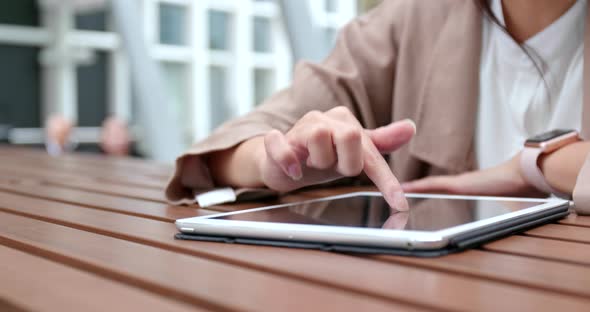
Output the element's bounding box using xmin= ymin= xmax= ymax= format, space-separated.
xmin=0 ymin=0 xmax=381 ymax=162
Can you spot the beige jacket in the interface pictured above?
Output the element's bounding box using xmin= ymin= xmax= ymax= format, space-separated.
xmin=166 ymin=0 xmax=590 ymax=214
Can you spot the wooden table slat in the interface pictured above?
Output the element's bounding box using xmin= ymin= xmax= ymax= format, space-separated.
xmin=0 ymin=181 xmax=208 ymax=221
xmin=484 ymin=235 xmax=590 ymax=266
xmin=558 ymin=213 xmax=590 ymax=228
xmin=525 ymin=223 xmax=590 ymax=244
xmin=0 ymin=150 xmax=170 ymax=178
xmin=0 ymin=245 xmax=200 ymax=312
xmin=44 ymin=179 xmax=168 ymax=202
xmin=375 ymin=249 xmax=590 ymax=298
xmin=0 ymin=155 xmax=168 ymax=182
xmin=0 ymin=162 xmax=165 ymax=190
xmin=0 ymin=147 xmax=173 ymax=177
xmin=0 ymin=169 xmax=167 ymax=202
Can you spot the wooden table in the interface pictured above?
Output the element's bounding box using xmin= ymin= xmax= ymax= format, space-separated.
xmin=0 ymin=146 xmax=589 ymax=311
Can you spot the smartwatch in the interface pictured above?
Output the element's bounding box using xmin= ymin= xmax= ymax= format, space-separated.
xmin=520 ymin=129 xmax=581 ymax=198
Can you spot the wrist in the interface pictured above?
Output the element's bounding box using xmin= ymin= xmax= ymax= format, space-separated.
xmin=207 ymin=136 xmax=266 ymax=188
xmin=251 ymin=136 xmax=268 ymax=187
xmin=512 ymin=153 xmax=530 ymax=186
xmin=538 ymin=141 xmax=589 ymax=194
xmin=519 ymin=130 xmax=582 ymax=198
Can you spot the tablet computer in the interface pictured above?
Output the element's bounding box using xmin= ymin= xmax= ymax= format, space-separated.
xmin=175 ymin=192 xmax=570 ymax=257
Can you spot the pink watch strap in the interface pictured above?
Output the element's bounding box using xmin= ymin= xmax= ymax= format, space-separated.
xmin=520 ymin=147 xmax=569 ymax=198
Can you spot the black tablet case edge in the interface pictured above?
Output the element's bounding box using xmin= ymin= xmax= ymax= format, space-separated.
xmin=174 ymin=209 xmax=569 ymax=257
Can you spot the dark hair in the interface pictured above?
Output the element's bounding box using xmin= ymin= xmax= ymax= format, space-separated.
xmin=476 ymin=0 xmax=550 ymax=100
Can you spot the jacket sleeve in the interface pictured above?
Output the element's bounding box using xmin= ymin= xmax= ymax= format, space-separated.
xmin=165 ymin=1 xmax=402 ymax=203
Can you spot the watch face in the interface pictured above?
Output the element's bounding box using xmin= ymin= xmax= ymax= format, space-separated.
xmin=526 ymin=129 xmax=576 ymax=144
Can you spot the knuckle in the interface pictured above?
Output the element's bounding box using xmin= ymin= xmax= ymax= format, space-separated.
xmin=329 ymin=106 xmax=360 ymax=124
xmin=330 ymin=106 xmax=352 ymax=117
xmin=309 ymin=126 xmax=332 ymax=142
xmin=339 ymin=165 xmax=363 ymax=177
xmin=264 ymin=129 xmax=282 ymax=142
xmin=362 ymin=146 xmax=379 ymax=164
xmin=339 ymin=128 xmax=362 ymax=144
xmin=302 ymin=110 xmax=323 ymax=122
xmin=338 ymin=159 xmax=363 ymax=177
xmin=264 ymin=130 xmax=282 ymax=149
xmin=312 ymin=159 xmax=333 ymax=170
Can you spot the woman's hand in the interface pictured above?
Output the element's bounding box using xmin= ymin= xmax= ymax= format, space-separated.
xmin=401 ymin=153 xmax=546 ymax=197
xmin=258 ymin=106 xmax=416 ymax=211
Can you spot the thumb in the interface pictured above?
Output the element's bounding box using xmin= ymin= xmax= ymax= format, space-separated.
xmin=366 ymin=119 xmax=416 ymax=154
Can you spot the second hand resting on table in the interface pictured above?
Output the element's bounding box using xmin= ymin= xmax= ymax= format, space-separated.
xmin=403 ymin=141 xmax=590 ymax=198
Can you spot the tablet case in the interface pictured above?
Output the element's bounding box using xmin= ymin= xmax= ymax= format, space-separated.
xmin=175 ymin=208 xmax=569 ymax=257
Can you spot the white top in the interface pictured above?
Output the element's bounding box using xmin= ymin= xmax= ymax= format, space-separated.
xmin=476 ymin=0 xmax=586 ymax=169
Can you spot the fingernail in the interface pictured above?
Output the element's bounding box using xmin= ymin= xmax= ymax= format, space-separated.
xmin=287 ymin=164 xmax=302 ymax=180
xmin=403 ymin=119 xmax=417 ymax=134
xmin=393 ymin=191 xmax=409 ymax=211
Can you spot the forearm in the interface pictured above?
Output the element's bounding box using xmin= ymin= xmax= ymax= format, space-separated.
xmin=206 ymin=136 xmax=266 ymax=188
xmin=539 ymin=141 xmax=590 ymax=195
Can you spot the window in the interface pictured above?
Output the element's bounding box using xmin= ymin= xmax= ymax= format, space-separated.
xmin=208 ymin=10 xmax=231 ymax=50
xmin=253 ymin=68 xmax=274 ymax=106
xmin=209 ymin=66 xmax=231 ymax=130
xmin=253 ymin=17 xmax=272 ymax=52
xmin=159 ymin=3 xmax=187 ymax=45
xmin=325 ymin=0 xmax=337 ymax=13
xmin=161 ymin=61 xmax=188 ymax=127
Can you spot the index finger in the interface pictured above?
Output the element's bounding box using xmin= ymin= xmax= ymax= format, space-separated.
xmin=382 ymin=212 xmax=409 ymax=229
xmin=362 ymin=136 xmax=409 ymax=211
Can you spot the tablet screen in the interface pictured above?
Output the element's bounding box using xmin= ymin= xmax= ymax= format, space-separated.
xmin=212 ymin=195 xmax=547 ymax=231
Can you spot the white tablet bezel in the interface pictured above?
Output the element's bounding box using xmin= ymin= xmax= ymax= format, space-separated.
xmin=175 ymin=192 xmax=570 ymax=250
